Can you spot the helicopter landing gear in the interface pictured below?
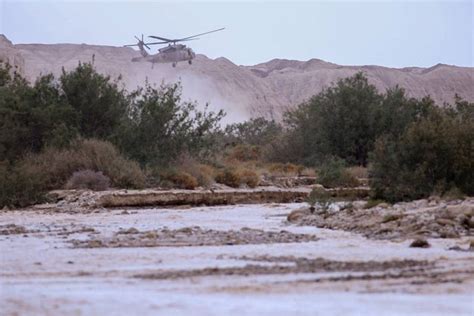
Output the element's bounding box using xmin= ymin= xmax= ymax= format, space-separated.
xmin=188 ymin=59 xmax=192 ymax=65
xmin=172 ymin=62 xmax=177 ymax=68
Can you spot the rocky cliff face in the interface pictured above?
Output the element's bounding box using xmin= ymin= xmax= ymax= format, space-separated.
xmin=0 ymin=35 xmax=25 ymax=76
xmin=1 ymin=34 xmax=473 ymax=122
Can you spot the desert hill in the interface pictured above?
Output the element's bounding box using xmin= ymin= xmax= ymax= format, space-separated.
xmin=1 ymin=34 xmax=473 ymax=122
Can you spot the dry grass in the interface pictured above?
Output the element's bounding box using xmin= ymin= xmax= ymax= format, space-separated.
xmin=238 ymin=168 xmax=260 ymax=188
xmin=267 ymin=163 xmax=304 ymax=177
xmin=299 ymin=168 xmax=317 ymax=177
xmin=227 ymin=144 xmax=262 ymax=162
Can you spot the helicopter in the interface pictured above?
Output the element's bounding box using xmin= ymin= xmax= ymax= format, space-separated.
xmin=124 ymin=28 xmax=224 ymax=67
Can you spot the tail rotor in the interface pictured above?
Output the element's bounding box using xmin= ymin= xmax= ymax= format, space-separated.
xmin=124 ymin=34 xmax=151 ymax=50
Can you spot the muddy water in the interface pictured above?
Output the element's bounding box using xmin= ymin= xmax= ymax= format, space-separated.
xmin=1 ymin=203 xmax=473 ymax=315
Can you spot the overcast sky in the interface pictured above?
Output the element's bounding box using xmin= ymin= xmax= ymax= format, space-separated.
xmin=1 ymin=0 xmax=472 ymax=67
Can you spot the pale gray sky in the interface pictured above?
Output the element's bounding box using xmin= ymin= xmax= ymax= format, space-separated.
xmin=1 ymin=0 xmax=472 ymax=67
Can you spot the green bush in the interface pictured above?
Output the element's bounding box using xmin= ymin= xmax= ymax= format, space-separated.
xmin=369 ymin=103 xmax=474 ymax=202
xmin=306 ymin=186 xmax=332 ymax=212
xmin=317 ymin=158 xmax=360 ymax=188
xmin=224 ymin=117 xmax=283 ymax=147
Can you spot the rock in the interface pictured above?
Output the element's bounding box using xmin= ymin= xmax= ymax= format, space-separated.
xmin=118 ymin=227 xmax=139 ymax=234
xmin=378 ymin=202 xmax=391 ymax=209
xmin=415 ymin=199 xmax=429 ymax=208
xmin=287 ymin=208 xmax=310 ymax=222
xmin=435 ymin=218 xmax=457 ymax=226
xmin=439 ymin=230 xmax=460 ymax=239
xmin=457 ymin=215 xmax=473 ymax=228
xmin=352 ymin=201 xmax=366 ymax=210
xmin=447 ymin=204 xmax=473 ymax=217
xmin=381 ymin=213 xmax=403 ymax=223
xmin=468 ymin=219 xmax=474 ymax=229
xmin=428 ymin=201 xmax=437 ymax=207
xmin=410 ymin=238 xmax=430 ymax=248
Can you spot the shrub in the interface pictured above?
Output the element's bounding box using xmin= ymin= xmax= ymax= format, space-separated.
xmin=0 ymin=161 xmax=47 ymax=208
xmin=317 ymin=158 xmax=360 ymax=188
xmin=194 ymin=164 xmax=216 ymax=187
xmin=18 ymin=139 xmax=145 ymax=190
xmin=237 ymin=169 xmax=260 ymax=188
xmin=227 ymin=144 xmax=262 ymax=162
xmin=306 ymin=186 xmax=332 ymax=212
xmin=159 ymin=170 xmax=198 ymax=190
xmin=175 ymin=156 xmax=216 ymax=187
xmin=1 ymin=139 xmax=146 ymax=207
xmin=65 ymin=170 xmax=110 ymax=191
xmin=215 ymin=168 xmax=241 ymax=188
xmin=215 ymin=167 xmax=260 ymax=188
xmin=74 ymin=139 xmax=145 ymax=188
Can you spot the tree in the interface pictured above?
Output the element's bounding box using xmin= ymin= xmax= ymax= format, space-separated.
xmin=284 ymin=72 xmax=382 ymax=166
xmin=59 ymin=62 xmax=128 ymax=140
xmin=0 ymin=63 xmax=77 ymax=161
xmin=117 ymin=82 xmax=225 ymax=167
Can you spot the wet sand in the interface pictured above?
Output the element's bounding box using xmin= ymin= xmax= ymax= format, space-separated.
xmin=1 ymin=203 xmax=473 ymax=315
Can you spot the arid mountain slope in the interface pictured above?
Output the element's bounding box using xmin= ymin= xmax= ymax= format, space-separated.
xmin=1 ymin=34 xmax=473 ymax=122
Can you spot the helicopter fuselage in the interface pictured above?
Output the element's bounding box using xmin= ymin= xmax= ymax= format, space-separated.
xmin=132 ymin=43 xmax=196 ymax=67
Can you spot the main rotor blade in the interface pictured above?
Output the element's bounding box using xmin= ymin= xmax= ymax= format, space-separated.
xmin=148 ymin=35 xmax=173 ymax=42
xmin=147 ymin=41 xmax=171 ymax=45
xmin=147 ymin=38 xmax=199 ymax=45
xmin=177 ymin=27 xmax=225 ymax=41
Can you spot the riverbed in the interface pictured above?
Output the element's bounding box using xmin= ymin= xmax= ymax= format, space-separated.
xmin=1 ymin=203 xmax=473 ymax=315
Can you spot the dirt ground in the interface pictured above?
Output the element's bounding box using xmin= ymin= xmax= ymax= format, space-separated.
xmin=288 ymin=197 xmax=474 ymax=240
xmin=1 ymin=202 xmax=473 ymax=315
